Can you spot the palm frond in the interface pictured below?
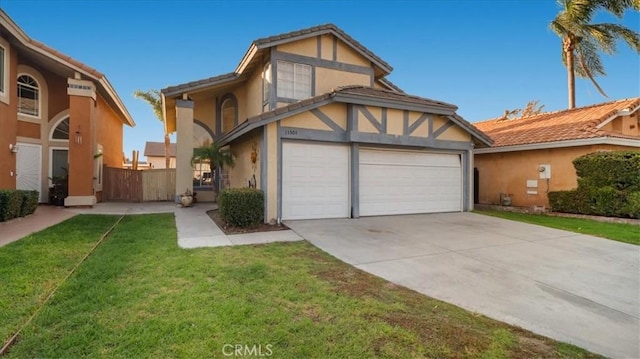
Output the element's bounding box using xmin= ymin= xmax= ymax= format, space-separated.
xmin=575 ymin=39 xmax=607 ymax=77
xmin=133 ymin=89 xmax=163 ymax=122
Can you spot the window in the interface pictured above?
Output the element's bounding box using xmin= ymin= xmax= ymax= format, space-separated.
xmin=52 ymin=117 xmax=70 ymax=140
xmin=262 ymin=63 xmax=271 ymax=106
xmin=221 ymin=97 xmax=237 ymax=133
xmin=193 ymin=123 xmax=214 ymax=188
xmin=0 ymin=46 xmax=4 ymax=94
xmin=17 ymin=75 xmax=39 ymax=117
xmin=277 ymin=60 xmax=311 ymax=100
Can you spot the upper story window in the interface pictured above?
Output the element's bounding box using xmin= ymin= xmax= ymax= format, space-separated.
xmin=262 ymin=63 xmax=271 ymax=108
xmin=220 ymin=95 xmax=238 ymax=133
xmin=277 ymin=60 xmax=311 ymax=100
xmin=17 ymin=74 xmax=40 ymax=117
xmin=0 ymin=46 xmax=5 ymax=94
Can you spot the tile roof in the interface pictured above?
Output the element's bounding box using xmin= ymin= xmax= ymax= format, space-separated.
xmin=474 ymin=98 xmax=640 ymax=147
xmin=162 ymin=72 xmax=239 ymax=96
xmin=144 ymin=142 xmax=177 ymax=157
xmin=336 ymin=86 xmax=457 ymax=109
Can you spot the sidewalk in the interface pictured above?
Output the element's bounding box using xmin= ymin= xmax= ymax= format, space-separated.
xmin=1 ymin=202 xmax=301 ymax=248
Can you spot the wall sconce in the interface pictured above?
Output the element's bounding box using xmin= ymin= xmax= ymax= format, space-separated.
xmin=75 ymin=126 xmax=83 ymax=145
xmin=9 ymin=144 xmax=18 ymax=153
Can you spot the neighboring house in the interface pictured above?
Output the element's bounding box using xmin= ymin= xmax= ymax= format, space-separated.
xmin=0 ymin=10 xmax=135 ymax=206
xmin=474 ymin=98 xmax=640 ymax=208
xmin=143 ymin=141 xmax=176 ymax=169
xmin=161 ymin=24 xmax=492 ymax=222
xmin=122 ymin=161 xmax=152 ymax=170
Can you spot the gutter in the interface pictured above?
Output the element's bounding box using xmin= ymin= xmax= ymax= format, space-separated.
xmin=474 ymin=137 xmax=640 ymax=154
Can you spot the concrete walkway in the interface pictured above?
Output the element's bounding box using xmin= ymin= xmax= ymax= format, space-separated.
xmin=286 ymin=213 xmax=640 ymax=359
xmin=0 ymin=202 xmax=301 ymax=248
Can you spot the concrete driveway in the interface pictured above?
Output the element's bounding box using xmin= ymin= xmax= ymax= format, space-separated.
xmin=286 ymin=213 xmax=640 ymax=358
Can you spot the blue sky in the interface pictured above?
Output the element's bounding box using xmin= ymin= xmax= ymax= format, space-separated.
xmin=2 ymin=1 xmax=638 ymax=159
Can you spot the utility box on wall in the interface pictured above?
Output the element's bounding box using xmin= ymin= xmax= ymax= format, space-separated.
xmin=538 ymin=164 xmax=551 ymax=179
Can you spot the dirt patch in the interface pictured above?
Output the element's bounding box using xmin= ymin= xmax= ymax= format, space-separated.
xmin=207 ymin=210 xmax=288 ymax=235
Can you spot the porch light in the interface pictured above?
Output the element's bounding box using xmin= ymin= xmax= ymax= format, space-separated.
xmin=75 ymin=126 xmax=83 ymax=145
xmin=9 ymin=144 xmax=18 ymax=153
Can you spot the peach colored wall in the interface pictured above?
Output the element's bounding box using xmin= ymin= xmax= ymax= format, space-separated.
xmin=315 ymin=67 xmax=370 ymax=94
xmin=96 ymin=95 xmax=124 ymax=168
xmin=278 ymin=37 xmax=317 ymax=57
xmin=387 ymin=108 xmax=403 ymax=136
xmin=320 ymin=34 xmax=333 ymax=61
xmin=474 ymin=145 xmax=639 ymax=208
xmin=0 ymin=42 xmax=17 ymax=189
xmin=17 ymin=121 xmax=40 ymax=138
xmin=193 ymin=96 xmax=216 ymax=135
xmin=245 ymin=67 xmax=263 ymax=119
xmin=68 ymin=94 xmax=95 ymax=196
xmin=336 ymin=40 xmax=369 ymax=67
xmin=600 ymin=114 xmax=640 ymax=137
xmin=228 ymin=130 xmax=261 ymax=189
xmin=438 ymin=125 xmax=471 ymax=142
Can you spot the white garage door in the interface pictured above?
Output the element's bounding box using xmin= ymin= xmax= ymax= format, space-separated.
xmin=359 ymin=149 xmax=462 ymax=216
xmin=282 ymin=142 xmax=349 ymax=220
xmin=16 ymin=143 xmax=43 ymax=202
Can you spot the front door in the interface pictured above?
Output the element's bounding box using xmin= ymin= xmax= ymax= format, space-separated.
xmin=16 ymin=143 xmax=42 ymax=202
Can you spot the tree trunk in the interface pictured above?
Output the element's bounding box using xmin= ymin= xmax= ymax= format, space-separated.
xmin=164 ymin=134 xmax=171 ymax=169
xmin=564 ymin=36 xmax=576 ymax=109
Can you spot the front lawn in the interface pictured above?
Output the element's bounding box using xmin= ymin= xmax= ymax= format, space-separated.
xmin=474 ymin=210 xmax=639 ymax=245
xmin=1 ymin=214 xmax=598 ymax=358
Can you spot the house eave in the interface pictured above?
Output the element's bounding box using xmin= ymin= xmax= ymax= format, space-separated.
xmin=474 ymin=137 xmax=640 ymax=154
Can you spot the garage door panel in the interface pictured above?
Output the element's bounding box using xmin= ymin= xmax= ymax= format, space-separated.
xmin=360 ymin=149 xmax=461 ymax=216
xmin=282 ymin=142 xmax=349 ymax=220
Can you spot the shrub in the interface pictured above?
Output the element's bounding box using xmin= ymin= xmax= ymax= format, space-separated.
xmin=549 ymin=190 xmax=583 ymax=214
xmin=573 ymin=151 xmax=640 ymax=191
xmin=20 ymin=190 xmax=39 ymax=217
xmin=218 ymin=188 xmax=264 ymax=227
xmin=0 ymin=190 xmax=25 ymax=222
xmin=620 ymin=191 xmax=640 ymax=219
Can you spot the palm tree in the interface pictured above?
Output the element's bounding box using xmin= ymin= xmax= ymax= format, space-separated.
xmin=192 ymin=141 xmax=235 ymax=190
xmin=550 ymin=0 xmax=639 ymax=109
xmin=133 ymin=89 xmax=171 ymax=168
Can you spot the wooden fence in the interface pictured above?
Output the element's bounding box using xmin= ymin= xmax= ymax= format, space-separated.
xmin=103 ymin=166 xmax=175 ymax=202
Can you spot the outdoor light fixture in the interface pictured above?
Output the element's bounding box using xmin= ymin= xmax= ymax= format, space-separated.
xmin=75 ymin=126 xmax=83 ymax=145
xmin=9 ymin=144 xmax=18 ymax=153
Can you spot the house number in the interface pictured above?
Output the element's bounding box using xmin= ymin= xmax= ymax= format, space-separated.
xmin=284 ymin=129 xmax=298 ymax=136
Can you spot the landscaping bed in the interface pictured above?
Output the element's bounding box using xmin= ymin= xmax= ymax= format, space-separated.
xmin=207 ymin=209 xmax=288 ymax=235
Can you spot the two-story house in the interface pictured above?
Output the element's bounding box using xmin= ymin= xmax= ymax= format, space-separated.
xmin=0 ymin=9 xmax=135 ymax=206
xmin=161 ymin=24 xmax=492 ymax=222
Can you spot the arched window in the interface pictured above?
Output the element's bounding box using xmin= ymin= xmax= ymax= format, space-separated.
xmin=51 ymin=117 xmax=70 ymax=140
xmin=220 ymin=94 xmax=237 ymax=134
xmin=193 ymin=122 xmax=214 ymax=188
xmin=17 ymin=74 xmax=39 ymax=117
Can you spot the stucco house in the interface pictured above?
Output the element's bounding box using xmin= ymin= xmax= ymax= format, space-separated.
xmin=0 ymin=9 xmax=135 ymax=206
xmin=143 ymin=141 xmax=176 ymax=169
xmin=161 ymin=24 xmax=492 ymax=222
xmin=474 ymin=98 xmax=640 ymax=208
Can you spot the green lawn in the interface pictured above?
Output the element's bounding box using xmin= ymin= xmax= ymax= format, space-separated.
xmin=474 ymin=210 xmax=639 ymax=245
xmin=1 ymin=214 xmax=599 ymax=358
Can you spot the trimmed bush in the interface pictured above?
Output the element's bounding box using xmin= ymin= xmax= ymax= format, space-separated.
xmin=218 ymin=188 xmax=264 ymax=227
xmin=20 ymin=190 xmax=39 ymax=217
xmin=549 ymin=151 xmax=640 ymax=219
xmin=0 ymin=190 xmax=26 ymax=222
xmin=573 ymin=151 xmax=640 ymax=191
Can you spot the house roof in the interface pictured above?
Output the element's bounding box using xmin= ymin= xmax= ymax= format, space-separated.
xmin=0 ymin=9 xmax=135 ymax=127
xmin=144 ymin=142 xmax=177 ymax=157
xmin=161 ymin=23 xmax=396 ymax=97
xmin=219 ymin=86 xmax=493 ymax=147
xmin=474 ymin=98 xmax=640 ymax=148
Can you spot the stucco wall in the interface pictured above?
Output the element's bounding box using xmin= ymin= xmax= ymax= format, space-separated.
xmin=17 ymin=121 xmax=39 ymax=138
xmin=193 ymin=96 xmax=216 ymax=136
xmin=315 ymin=67 xmax=370 ymax=94
xmin=474 ymin=145 xmax=639 ymax=208
xmin=0 ymin=39 xmax=17 ymax=189
xmin=600 ymin=114 xmax=640 ymax=137
xmin=278 ymin=37 xmax=317 ymax=57
xmin=96 ymin=95 xmax=123 ymax=168
xmin=228 ymin=130 xmax=261 ymax=189
xmin=245 ymin=67 xmax=263 ymax=119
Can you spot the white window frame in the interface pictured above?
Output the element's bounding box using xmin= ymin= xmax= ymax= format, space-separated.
xmin=276 ymin=60 xmax=311 ymax=100
xmin=0 ymin=40 xmax=9 ymax=104
xmin=17 ymin=73 xmax=40 ymax=118
xmin=49 ymin=116 xmax=70 ymax=142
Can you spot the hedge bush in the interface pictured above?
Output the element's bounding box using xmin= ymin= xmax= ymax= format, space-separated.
xmin=20 ymin=190 xmax=39 ymax=217
xmin=549 ymin=151 xmax=640 ymax=219
xmin=0 ymin=189 xmax=39 ymax=222
xmin=573 ymin=151 xmax=640 ymax=191
xmin=218 ymin=188 xmax=264 ymax=227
